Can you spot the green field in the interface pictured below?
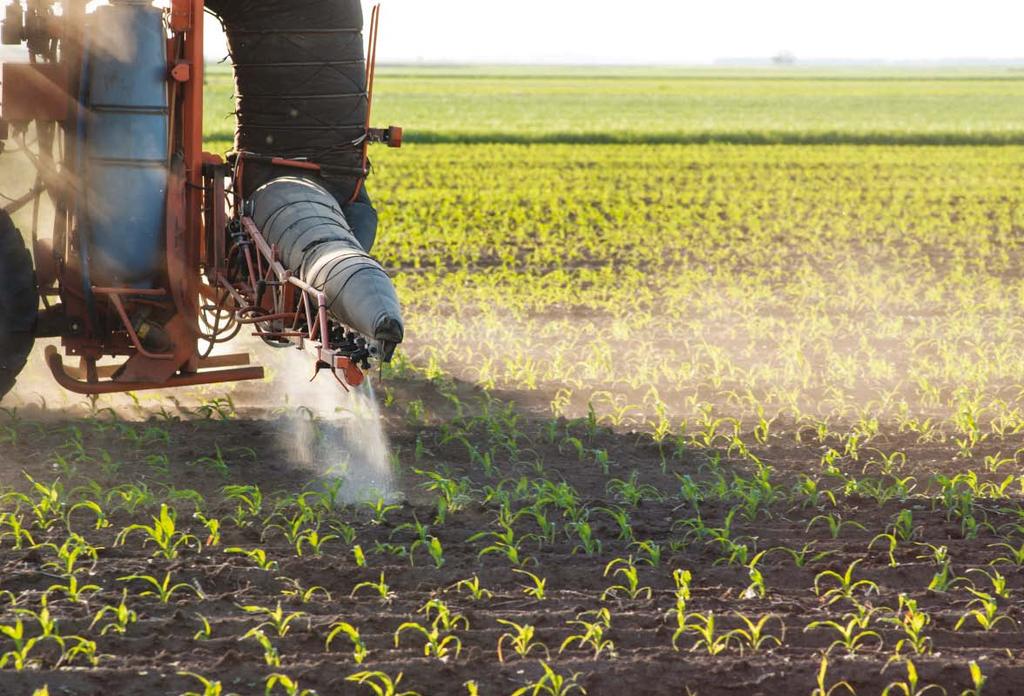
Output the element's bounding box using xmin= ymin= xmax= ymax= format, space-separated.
xmin=203 ymin=68 xmax=1024 ymax=421
xmin=205 ymin=65 xmax=1024 ymax=145
xmin=203 ymin=66 xmax=1024 ymax=426
xmin=3 ymin=67 xmax=1023 ymax=695
xmin=373 ymin=142 xmax=1024 ymax=423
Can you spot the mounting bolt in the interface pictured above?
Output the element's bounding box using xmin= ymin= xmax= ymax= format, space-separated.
xmin=170 ymin=61 xmax=191 ymax=83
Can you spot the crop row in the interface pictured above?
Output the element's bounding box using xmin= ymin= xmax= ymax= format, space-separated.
xmin=2 ymin=397 xmax=1024 ymax=692
xmin=346 ymin=143 xmax=1024 ymax=434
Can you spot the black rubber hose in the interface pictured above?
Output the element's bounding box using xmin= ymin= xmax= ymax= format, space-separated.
xmin=205 ymin=0 xmax=367 ymax=204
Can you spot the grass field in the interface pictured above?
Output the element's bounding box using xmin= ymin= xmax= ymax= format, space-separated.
xmin=3 ymin=68 xmax=1024 ymax=695
xmin=204 ymin=65 xmax=1024 ymax=145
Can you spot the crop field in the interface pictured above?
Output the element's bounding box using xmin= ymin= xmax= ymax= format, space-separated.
xmin=4 ymin=68 xmax=1024 ymax=694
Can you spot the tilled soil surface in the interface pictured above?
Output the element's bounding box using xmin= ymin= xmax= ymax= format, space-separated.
xmin=1 ymin=380 xmax=1023 ymax=695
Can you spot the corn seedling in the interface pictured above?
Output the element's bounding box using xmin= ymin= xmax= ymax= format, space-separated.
xmin=393 ymin=619 xmax=463 ymax=661
xmin=806 ymin=513 xmax=867 ymax=540
xmin=365 ymin=496 xmax=401 ymax=525
xmin=470 ymin=523 xmax=534 ymax=566
xmin=961 ymin=660 xmax=986 ymax=696
xmin=606 ymin=471 xmax=662 ymax=506
xmin=569 ymin=520 xmax=602 ymax=556
xmin=448 ymin=575 xmax=493 ymax=601
xmin=671 ymin=569 xmax=693 ymax=613
xmin=44 ymin=574 xmax=100 ymax=605
xmin=66 ymin=499 xmax=110 ymax=530
xmin=514 ymin=569 xmax=548 ymax=600
xmin=426 ymin=536 xmax=445 ymax=568
xmin=345 ymin=671 xmax=420 ymax=696
xmin=0 ymin=618 xmax=47 ymax=670
xmin=419 ymin=598 xmax=469 ymax=632
xmin=965 ymin=567 xmax=1009 ymax=599
xmin=278 ymin=577 xmax=331 ymax=604
xmin=954 ymin=590 xmax=1016 ymax=632
xmin=194 ymin=512 xmax=221 ymax=547
xmin=193 ymin=614 xmax=213 ymax=641
xmin=240 ymin=628 xmax=281 ymax=667
xmin=178 ymin=671 xmax=235 ymax=696
xmin=0 ymin=513 xmax=35 ymax=549
xmin=729 ymin=612 xmax=784 ymax=653
xmin=497 ymin=619 xmax=550 ymax=662
xmin=90 ymin=590 xmax=137 ymax=635
xmin=770 ymin=540 xmax=831 ymax=569
xmin=40 ymin=533 xmax=99 ymax=578
xmin=597 ymin=506 xmax=634 ymax=542
xmin=881 ymin=659 xmax=947 ymax=696
xmin=926 ymin=558 xmax=963 ymax=593
xmin=265 ymin=673 xmax=318 ymax=696
xmin=631 ymin=539 xmax=662 ymax=567
xmin=884 ymin=595 xmax=933 ymax=656
xmin=602 ymin=556 xmax=652 ymax=601
xmin=814 ymin=559 xmax=880 ymax=605
xmin=115 ymin=503 xmax=198 ymax=559
xmin=804 ymin=615 xmax=883 ymax=655
xmin=239 ymin=601 xmax=307 ymax=637
xmin=326 ymin=621 xmax=369 ymax=664
xmin=560 ymin=609 xmax=615 ymax=659
xmin=870 ymin=532 xmax=901 ymax=568
xmin=295 ymin=528 xmax=338 ymax=557
xmin=810 ymin=655 xmax=855 ymax=696
xmin=742 ymin=550 xmax=769 ymax=599
xmin=225 ymin=546 xmax=279 ymax=571
xmin=510 ymin=661 xmax=587 ymax=696
xmin=222 ymin=484 xmax=263 ymax=527
xmin=672 ymin=611 xmax=733 ymax=655
xmin=351 ymin=572 xmax=396 ymax=604
xmin=119 ymin=572 xmax=200 ymax=604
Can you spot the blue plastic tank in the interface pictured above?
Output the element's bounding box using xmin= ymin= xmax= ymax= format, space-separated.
xmin=84 ymin=1 xmax=168 ymax=288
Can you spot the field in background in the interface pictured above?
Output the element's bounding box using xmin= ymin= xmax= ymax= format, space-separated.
xmin=208 ymin=66 xmax=1024 ymax=427
xmin=2 ymin=68 xmax=1024 ymax=694
xmin=206 ymin=65 xmax=1024 ymax=145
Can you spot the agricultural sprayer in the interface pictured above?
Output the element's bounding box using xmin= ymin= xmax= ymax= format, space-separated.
xmin=0 ymin=0 xmax=404 ymax=401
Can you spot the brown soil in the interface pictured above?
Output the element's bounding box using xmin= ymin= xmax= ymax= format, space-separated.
xmin=0 ymin=377 xmax=1023 ymax=695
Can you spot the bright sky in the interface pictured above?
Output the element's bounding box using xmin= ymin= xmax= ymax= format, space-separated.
xmin=203 ymin=0 xmax=1024 ymax=64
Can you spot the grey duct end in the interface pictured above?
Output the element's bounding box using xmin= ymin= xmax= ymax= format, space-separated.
xmin=375 ymin=315 xmax=403 ymax=344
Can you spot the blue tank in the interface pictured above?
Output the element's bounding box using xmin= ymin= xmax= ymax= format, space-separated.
xmin=83 ymin=1 xmax=168 ymax=288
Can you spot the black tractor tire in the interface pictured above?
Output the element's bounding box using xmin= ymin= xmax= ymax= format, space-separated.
xmin=0 ymin=210 xmax=38 ymax=401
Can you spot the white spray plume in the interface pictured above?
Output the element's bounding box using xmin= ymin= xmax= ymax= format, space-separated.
xmin=240 ymin=337 xmax=398 ymax=504
xmin=283 ymin=379 xmax=397 ymax=504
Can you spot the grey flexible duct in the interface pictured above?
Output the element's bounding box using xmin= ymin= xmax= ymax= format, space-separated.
xmin=248 ymin=177 xmax=403 ymax=351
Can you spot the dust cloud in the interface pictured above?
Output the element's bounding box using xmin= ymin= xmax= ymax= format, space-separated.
xmin=269 ymin=349 xmax=397 ymax=504
xmin=222 ymin=336 xmax=399 ymax=504
xmin=5 ymin=331 xmax=400 ymax=505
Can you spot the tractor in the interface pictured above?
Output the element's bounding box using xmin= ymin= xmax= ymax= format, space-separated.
xmin=0 ymin=0 xmax=404 ymax=402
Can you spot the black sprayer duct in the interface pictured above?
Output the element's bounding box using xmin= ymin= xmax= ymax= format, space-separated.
xmin=204 ymin=0 xmax=368 ymax=204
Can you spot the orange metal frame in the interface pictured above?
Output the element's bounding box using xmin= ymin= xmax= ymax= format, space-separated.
xmin=40 ymin=0 xmax=396 ymax=395
xmin=46 ymin=0 xmax=265 ymax=394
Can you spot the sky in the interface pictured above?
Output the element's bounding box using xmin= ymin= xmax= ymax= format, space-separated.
xmin=203 ymin=0 xmax=1024 ymax=65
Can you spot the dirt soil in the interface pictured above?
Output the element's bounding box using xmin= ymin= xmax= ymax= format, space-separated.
xmin=1 ymin=376 xmax=1023 ymax=695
